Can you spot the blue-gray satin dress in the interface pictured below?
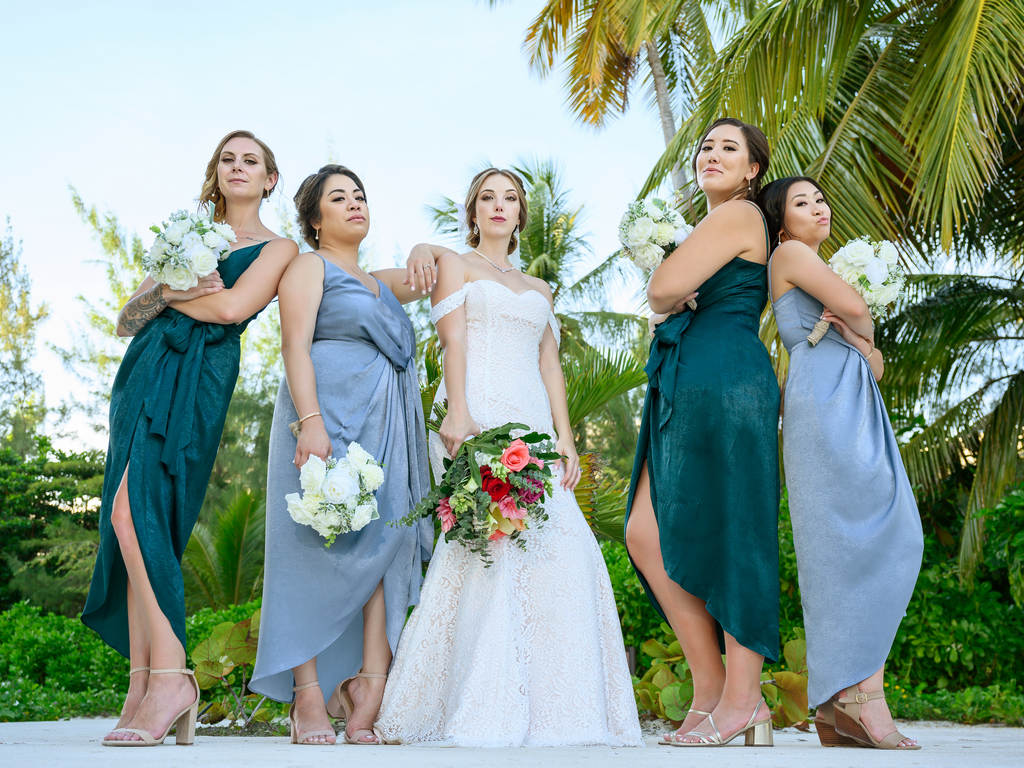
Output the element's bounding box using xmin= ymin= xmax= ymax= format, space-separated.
xmin=770 ymin=260 xmax=923 ymax=706
xmin=250 ymin=254 xmax=432 ymax=703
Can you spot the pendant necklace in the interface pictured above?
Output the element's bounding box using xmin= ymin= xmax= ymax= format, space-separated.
xmin=472 ymin=247 xmax=517 ymax=273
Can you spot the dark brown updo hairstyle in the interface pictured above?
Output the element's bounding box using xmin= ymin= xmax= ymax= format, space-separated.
xmin=199 ymin=130 xmax=280 ymax=222
xmin=757 ymin=176 xmax=832 ymax=251
xmin=688 ymin=117 xmax=771 ymax=211
xmin=464 ymin=167 xmax=529 ymax=255
xmin=293 ymin=164 xmax=367 ymax=249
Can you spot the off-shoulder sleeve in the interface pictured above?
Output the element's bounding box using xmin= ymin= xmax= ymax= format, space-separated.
xmin=430 ymin=286 xmax=467 ymax=326
xmin=547 ymin=311 xmax=561 ymax=347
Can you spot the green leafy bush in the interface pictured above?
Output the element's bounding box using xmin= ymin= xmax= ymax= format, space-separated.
xmin=889 ymin=682 xmax=1024 ymax=725
xmin=889 ymin=562 xmax=1024 ymax=689
xmin=0 ymin=600 xmax=264 ymax=721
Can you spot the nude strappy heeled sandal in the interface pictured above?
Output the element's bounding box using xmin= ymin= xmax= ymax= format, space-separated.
xmin=326 ymin=672 xmax=388 ymax=745
xmin=658 ymin=708 xmax=711 ymax=745
xmin=833 ymin=688 xmax=921 ymax=750
xmin=101 ymin=668 xmax=199 ymax=747
xmin=289 ymin=680 xmax=336 ymax=745
xmin=814 ymin=698 xmax=862 ymax=747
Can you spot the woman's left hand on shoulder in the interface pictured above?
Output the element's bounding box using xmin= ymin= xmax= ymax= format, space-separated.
xmin=405 ymin=244 xmax=454 ymax=295
xmin=555 ymin=435 xmax=581 ymax=491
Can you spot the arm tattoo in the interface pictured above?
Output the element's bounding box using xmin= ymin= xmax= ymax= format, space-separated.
xmin=118 ymin=284 xmax=169 ymax=336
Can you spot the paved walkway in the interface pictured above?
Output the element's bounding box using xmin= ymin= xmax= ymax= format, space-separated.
xmin=1 ymin=719 xmax=1021 ymax=767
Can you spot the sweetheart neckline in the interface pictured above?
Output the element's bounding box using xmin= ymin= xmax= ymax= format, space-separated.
xmin=464 ymin=279 xmax=547 ymax=301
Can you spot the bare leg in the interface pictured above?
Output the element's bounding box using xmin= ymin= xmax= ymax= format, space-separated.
xmin=625 ymin=462 xmax=725 ymax=739
xmin=107 ymin=581 xmax=151 ymax=735
xmin=844 ymin=667 xmax=917 ymax=748
xmin=291 ymin=658 xmax=336 ymax=744
xmin=105 ymin=470 xmax=196 ymax=742
xmin=680 ymin=631 xmax=768 ymax=743
xmin=346 ymin=582 xmax=391 ymax=743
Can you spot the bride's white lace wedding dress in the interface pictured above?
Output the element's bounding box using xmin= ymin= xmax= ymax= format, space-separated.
xmin=375 ymin=279 xmax=643 ymax=747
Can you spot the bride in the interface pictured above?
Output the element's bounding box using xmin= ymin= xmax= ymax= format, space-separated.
xmin=375 ymin=168 xmax=643 ymax=747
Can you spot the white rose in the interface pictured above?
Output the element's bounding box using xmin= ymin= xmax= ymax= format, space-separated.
xmin=673 ymin=224 xmax=693 ymax=245
xmin=654 ymin=222 xmax=676 ymax=247
xmin=345 ymin=442 xmax=373 ymax=468
xmin=202 ymin=230 xmax=230 ymax=253
xmin=632 ymin=242 xmax=665 ymax=272
xmin=877 ymin=240 xmax=898 ymax=266
xmin=189 ymin=245 xmax=218 ymax=276
xmin=840 ymin=239 xmax=874 ymax=268
xmin=299 ymin=454 xmax=327 ymax=493
xmin=322 ymin=465 xmax=359 ymax=504
xmin=624 ymin=217 xmax=656 ymax=249
xmin=285 ymin=493 xmax=310 ymax=525
xmin=350 ymin=502 xmax=377 ymax=531
xmin=359 ymin=462 xmax=384 ymax=491
xmin=863 ymin=258 xmax=888 ymax=287
xmin=160 ymin=263 xmax=198 ymax=291
xmin=148 ymin=238 xmax=168 ymax=263
xmin=213 ymin=222 xmax=237 ymax=242
xmin=163 ymin=220 xmax=190 ymax=246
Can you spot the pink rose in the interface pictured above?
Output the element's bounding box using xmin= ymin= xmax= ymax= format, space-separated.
xmin=500 ymin=439 xmax=531 ymax=472
xmin=436 ymin=497 xmax=456 ymax=533
xmin=528 ymin=456 xmax=544 ymax=469
xmin=498 ymin=494 xmax=526 ymax=520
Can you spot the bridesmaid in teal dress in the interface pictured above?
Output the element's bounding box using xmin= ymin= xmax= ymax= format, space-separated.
xmin=759 ymin=177 xmax=921 ymax=750
xmin=625 ymin=118 xmax=780 ymax=747
xmin=81 ymin=130 xmax=298 ymax=746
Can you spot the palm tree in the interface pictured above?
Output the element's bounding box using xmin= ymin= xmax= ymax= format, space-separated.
xmin=505 ymin=0 xmax=754 ymax=189
xmin=182 ymin=490 xmax=266 ymax=611
xmin=635 ymin=0 xmax=1024 ymax=576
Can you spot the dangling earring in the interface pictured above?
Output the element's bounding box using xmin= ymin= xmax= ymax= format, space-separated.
xmin=472 ymin=223 xmax=479 ymax=237
xmin=747 ymin=178 xmax=752 ymax=195
xmin=315 ymin=228 xmax=320 ymax=243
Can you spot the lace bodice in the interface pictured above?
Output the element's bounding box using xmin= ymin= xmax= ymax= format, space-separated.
xmin=430 ymin=279 xmax=561 ymax=478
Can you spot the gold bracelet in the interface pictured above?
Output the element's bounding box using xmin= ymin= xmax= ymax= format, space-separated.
xmin=298 ymin=411 xmax=321 ymax=423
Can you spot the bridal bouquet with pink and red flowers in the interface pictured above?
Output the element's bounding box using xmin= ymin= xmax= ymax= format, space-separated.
xmin=398 ymin=422 xmax=559 ymax=565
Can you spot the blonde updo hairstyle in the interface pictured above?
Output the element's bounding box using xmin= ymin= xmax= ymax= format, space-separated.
xmin=464 ymin=167 xmax=528 ymax=255
xmin=199 ymin=129 xmax=280 ymax=222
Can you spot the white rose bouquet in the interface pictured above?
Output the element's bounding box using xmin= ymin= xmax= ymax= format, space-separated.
xmin=619 ymin=198 xmax=696 ymax=310
xmin=285 ymin=442 xmax=385 ymax=547
xmin=143 ymin=209 xmax=236 ymax=291
xmin=808 ymin=237 xmax=906 ymax=345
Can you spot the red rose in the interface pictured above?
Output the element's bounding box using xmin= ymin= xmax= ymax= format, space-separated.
xmin=479 ymin=465 xmax=511 ymax=502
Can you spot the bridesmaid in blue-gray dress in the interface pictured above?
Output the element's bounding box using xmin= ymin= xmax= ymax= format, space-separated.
xmin=759 ymin=177 xmax=923 ymax=750
xmin=250 ymin=165 xmax=447 ymax=745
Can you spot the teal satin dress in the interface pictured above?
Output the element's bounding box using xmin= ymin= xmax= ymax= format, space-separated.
xmin=626 ymin=224 xmax=781 ymax=661
xmin=82 ymin=242 xmax=269 ymax=656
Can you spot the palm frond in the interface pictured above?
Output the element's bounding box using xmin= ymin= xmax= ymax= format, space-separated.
xmin=564 ymin=346 xmax=647 ymax=429
xmin=574 ymin=452 xmax=629 ymax=543
xmin=902 ymin=0 xmax=1024 ymax=249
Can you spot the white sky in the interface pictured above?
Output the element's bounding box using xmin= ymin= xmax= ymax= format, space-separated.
xmin=1 ymin=0 xmax=671 ymax=448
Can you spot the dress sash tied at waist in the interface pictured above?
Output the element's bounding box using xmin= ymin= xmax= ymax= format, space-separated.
xmin=143 ymin=311 xmax=240 ymax=477
xmin=645 ymin=308 xmax=696 ymax=431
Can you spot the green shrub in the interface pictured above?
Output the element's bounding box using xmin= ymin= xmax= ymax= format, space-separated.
xmin=889 ymin=682 xmax=1024 ymax=725
xmin=0 ymin=599 xmax=264 ymax=721
xmin=889 ymin=562 xmax=1024 ymax=689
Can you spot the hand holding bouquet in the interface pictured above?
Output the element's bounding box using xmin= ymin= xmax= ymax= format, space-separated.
xmin=286 ymin=442 xmax=385 ymax=547
xmin=808 ymin=238 xmax=906 ymax=345
xmin=619 ymin=198 xmax=696 ymax=311
xmin=144 ymin=209 xmax=236 ymax=291
xmin=398 ymin=421 xmax=559 ymax=566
